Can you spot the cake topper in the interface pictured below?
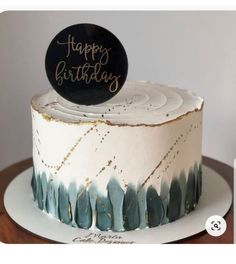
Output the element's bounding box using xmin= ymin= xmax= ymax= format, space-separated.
xmin=45 ymin=23 xmax=128 ymax=105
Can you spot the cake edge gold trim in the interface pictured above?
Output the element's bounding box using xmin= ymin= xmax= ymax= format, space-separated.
xmin=31 ymin=99 xmax=204 ymax=127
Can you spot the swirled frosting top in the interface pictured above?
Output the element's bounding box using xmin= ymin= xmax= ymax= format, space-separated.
xmin=31 ymin=81 xmax=203 ymax=125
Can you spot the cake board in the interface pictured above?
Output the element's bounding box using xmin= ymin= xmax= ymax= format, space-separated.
xmin=3 ymin=164 xmax=232 ymax=244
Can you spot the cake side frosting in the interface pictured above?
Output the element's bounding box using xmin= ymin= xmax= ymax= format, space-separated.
xmin=31 ymin=81 xmax=203 ymax=231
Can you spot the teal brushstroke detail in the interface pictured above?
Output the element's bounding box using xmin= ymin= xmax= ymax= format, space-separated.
xmin=54 ymin=182 xmax=59 ymax=219
xmin=199 ymin=165 xmax=202 ymax=196
xmin=107 ymin=178 xmax=124 ymax=231
xmin=146 ymin=186 xmax=164 ymax=227
xmin=96 ymin=196 xmax=112 ymax=231
xmin=33 ymin=164 xmax=202 ymax=231
xmin=194 ymin=163 xmax=199 ymax=204
xmin=58 ymin=183 xmax=72 ymax=225
xmin=75 ymin=186 xmax=92 ymax=229
xmin=68 ymin=182 xmax=77 ymax=227
xmin=194 ymin=163 xmax=198 ymax=175
xmin=45 ymin=179 xmax=57 ymax=217
xmin=137 ymin=185 xmax=147 ymax=229
xmin=36 ymin=174 xmax=44 ymax=210
xmin=88 ymin=183 xmax=98 ymax=226
xmin=41 ymin=172 xmax=47 ymax=211
xmin=195 ymin=164 xmax=202 ymax=204
xmin=185 ymin=168 xmax=196 ymax=213
xmin=168 ymin=178 xmax=182 ymax=222
xmin=123 ymin=184 xmax=140 ymax=230
xmin=179 ymin=170 xmax=187 ymax=217
xmin=160 ymin=180 xmax=169 ymax=224
xmin=31 ymin=169 xmax=37 ymax=201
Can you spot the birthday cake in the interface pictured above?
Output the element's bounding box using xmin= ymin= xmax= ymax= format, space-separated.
xmin=31 ymin=80 xmax=204 ymax=231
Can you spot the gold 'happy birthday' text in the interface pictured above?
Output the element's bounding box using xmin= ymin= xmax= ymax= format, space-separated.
xmin=55 ymin=34 xmax=121 ymax=93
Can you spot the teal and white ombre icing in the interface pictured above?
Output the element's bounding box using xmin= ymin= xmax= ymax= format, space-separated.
xmin=75 ymin=186 xmax=92 ymax=229
xmin=107 ymin=178 xmax=124 ymax=231
xmin=31 ymin=81 xmax=203 ymax=232
xmin=31 ymin=162 xmax=203 ymax=232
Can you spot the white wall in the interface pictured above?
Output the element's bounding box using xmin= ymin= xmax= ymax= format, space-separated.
xmin=0 ymin=11 xmax=235 ymax=171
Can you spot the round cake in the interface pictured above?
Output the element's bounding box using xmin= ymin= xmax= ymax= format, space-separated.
xmin=31 ymin=80 xmax=204 ymax=231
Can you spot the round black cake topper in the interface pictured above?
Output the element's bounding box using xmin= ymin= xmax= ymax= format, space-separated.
xmin=45 ymin=23 xmax=128 ymax=105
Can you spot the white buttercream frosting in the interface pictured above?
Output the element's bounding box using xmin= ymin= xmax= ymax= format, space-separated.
xmin=32 ymin=80 xmax=203 ymax=125
xmin=31 ymin=80 xmax=203 ymax=198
